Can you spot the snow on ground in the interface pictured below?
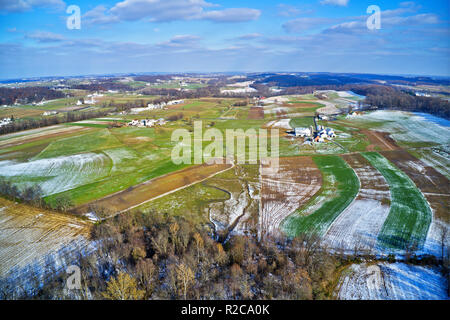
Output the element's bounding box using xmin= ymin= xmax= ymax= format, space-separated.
xmin=0 ymin=153 xmax=110 ymax=196
xmin=260 ymin=158 xmax=321 ymax=237
xmin=0 ymin=199 xmax=92 ymax=297
xmin=353 ymin=110 xmax=450 ymax=146
xmin=413 ymin=146 xmax=450 ymax=179
xmin=338 ymin=262 xmax=448 ymax=300
xmin=260 ymin=96 xmax=291 ymax=104
xmin=324 ymin=200 xmax=390 ymax=253
xmin=420 ymin=219 xmax=449 ymax=257
xmin=266 ymin=119 xmax=292 ymax=130
xmin=221 ymin=86 xmax=257 ymax=94
xmin=324 ymin=157 xmax=391 ymax=253
xmin=263 ymin=106 xmax=290 ymax=115
xmin=102 ymin=147 xmax=139 ymax=173
xmin=337 ymin=91 xmax=353 ymax=97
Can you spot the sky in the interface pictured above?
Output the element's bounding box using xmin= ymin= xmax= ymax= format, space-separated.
xmin=0 ymin=0 xmax=449 ymax=78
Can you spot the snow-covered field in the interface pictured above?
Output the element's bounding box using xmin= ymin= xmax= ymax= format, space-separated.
xmin=260 ymin=96 xmax=291 ymax=104
xmin=266 ymin=119 xmax=292 ymax=130
xmin=260 ymin=158 xmax=321 ymax=237
xmin=352 ymin=110 xmax=450 ymax=146
xmin=0 ymin=153 xmax=111 ymax=196
xmin=324 ymin=154 xmax=391 ymax=253
xmin=338 ymin=262 xmax=448 ymax=300
xmin=0 ymin=198 xmax=91 ymax=297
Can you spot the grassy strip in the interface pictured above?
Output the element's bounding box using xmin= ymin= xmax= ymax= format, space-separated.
xmin=282 ymin=155 xmax=359 ymax=237
xmin=361 ymin=152 xmax=432 ymax=250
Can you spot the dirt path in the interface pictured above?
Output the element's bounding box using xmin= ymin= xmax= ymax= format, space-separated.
xmin=362 ymin=130 xmax=401 ymax=151
xmin=73 ymin=162 xmax=233 ymax=215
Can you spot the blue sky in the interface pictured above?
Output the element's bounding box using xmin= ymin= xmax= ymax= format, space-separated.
xmin=0 ymin=0 xmax=449 ymax=78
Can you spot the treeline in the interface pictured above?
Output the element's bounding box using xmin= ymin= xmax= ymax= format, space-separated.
xmin=278 ymin=84 xmax=450 ymax=119
xmin=133 ymin=75 xmax=173 ymax=82
xmin=73 ymin=81 xmax=138 ymax=92
xmin=351 ymin=85 xmax=450 ymax=119
xmin=0 ymin=87 xmax=66 ymax=105
xmin=26 ymin=212 xmax=344 ymax=300
xmin=0 ymin=178 xmax=73 ymax=212
xmin=0 ymin=178 xmax=43 ymax=206
xmin=0 ymin=109 xmax=112 ymax=135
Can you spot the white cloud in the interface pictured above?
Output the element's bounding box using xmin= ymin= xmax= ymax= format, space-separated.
xmin=26 ymin=31 xmax=65 ymax=42
xmin=320 ymin=0 xmax=349 ymax=6
xmin=277 ymin=4 xmax=314 ymax=17
xmin=235 ymin=33 xmax=263 ymax=40
xmin=201 ymin=8 xmax=260 ymax=22
xmin=110 ymin=0 xmax=210 ymax=22
xmin=0 ymin=0 xmax=65 ymax=12
xmin=83 ymin=0 xmax=260 ymax=24
xmin=283 ymin=17 xmax=333 ymax=33
xmin=83 ymin=5 xmax=119 ymax=25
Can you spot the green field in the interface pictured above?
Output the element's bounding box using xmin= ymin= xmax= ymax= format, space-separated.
xmin=282 ymin=155 xmax=359 ymax=237
xmin=362 ymin=152 xmax=432 ymax=250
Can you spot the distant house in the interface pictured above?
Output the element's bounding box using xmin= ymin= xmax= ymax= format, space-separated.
xmin=43 ymin=111 xmax=58 ymax=116
xmin=147 ymin=103 xmax=165 ymax=110
xmin=167 ymin=100 xmax=184 ymax=106
xmin=128 ymin=118 xmax=166 ymax=128
xmin=0 ymin=118 xmax=12 ymax=127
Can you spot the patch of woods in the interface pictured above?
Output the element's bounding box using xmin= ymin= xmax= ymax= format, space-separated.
xmin=0 ymin=87 xmax=66 ymax=106
xmin=0 ymin=178 xmax=73 ymax=212
xmin=279 ymin=84 xmax=450 ymax=120
xmin=0 ymin=109 xmax=112 ymax=135
xmin=0 ymin=203 xmax=448 ymax=299
xmin=72 ymin=81 xmax=139 ymax=92
xmin=24 ymin=212 xmax=345 ymax=300
xmin=352 ymin=85 xmax=450 ymax=119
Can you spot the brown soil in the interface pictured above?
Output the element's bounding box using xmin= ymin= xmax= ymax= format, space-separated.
xmin=362 ymin=130 xmax=401 ymax=151
xmin=0 ymin=125 xmax=91 ymax=149
xmin=0 ymin=197 xmax=90 ymax=278
xmin=248 ymin=107 xmax=264 ymax=120
xmin=259 ymin=156 xmax=322 ymax=237
xmin=381 ymin=150 xmax=450 ymax=222
xmin=341 ymin=153 xmax=390 ymax=202
xmin=73 ymin=162 xmax=232 ymax=214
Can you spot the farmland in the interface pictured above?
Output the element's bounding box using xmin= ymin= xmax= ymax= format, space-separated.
xmin=362 ymin=152 xmax=432 ymax=250
xmin=0 ymin=197 xmax=90 ymax=296
xmin=0 ymin=90 xmax=448 ymax=300
xmin=337 ymin=262 xmax=448 ymax=300
xmin=282 ymin=155 xmax=359 ymax=237
xmin=323 ymin=153 xmax=391 ymax=253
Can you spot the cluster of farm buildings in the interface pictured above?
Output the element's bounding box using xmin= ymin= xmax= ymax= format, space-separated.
xmin=128 ymin=118 xmax=167 ymax=128
xmin=0 ymin=117 xmax=12 ymax=127
xmin=292 ymin=116 xmax=337 ymax=143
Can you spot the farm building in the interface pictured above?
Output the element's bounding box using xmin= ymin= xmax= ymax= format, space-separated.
xmin=0 ymin=118 xmax=12 ymax=127
xmin=43 ymin=111 xmax=58 ymax=116
xmin=294 ymin=127 xmax=312 ymax=137
xmin=167 ymin=100 xmax=184 ymax=106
